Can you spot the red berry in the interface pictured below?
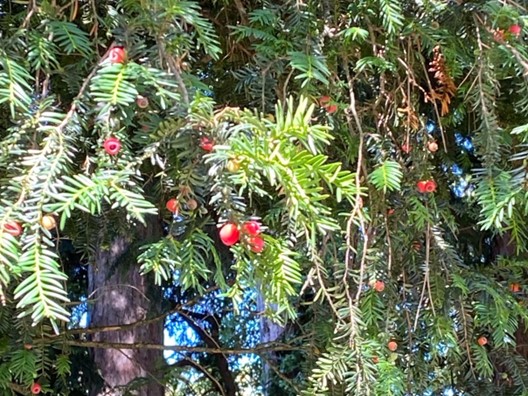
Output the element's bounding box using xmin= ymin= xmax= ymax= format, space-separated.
xmin=31 ymin=383 xmax=41 ymax=394
xmin=372 ymin=356 xmax=379 ymax=364
xmin=478 ymin=336 xmax=488 ymax=346
xmin=136 ymin=95 xmax=149 ymax=109
xmin=219 ymin=223 xmax=240 ymax=246
xmin=374 ymin=280 xmax=385 ymax=292
xmin=509 ymin=24 xmax=522 ymax=36
xmin=4 ymin=220 xmax=22 ymax=237
xmin=103 ymin=137 xmax=121 ymax=156
xmin=425 ymin=180 xmax=437 ymax=193
xmin=199 ymin=137 xmax=214 ymax=152
xmin=248 ymin=236 xmax=265 ymax=253
xmin=242 ymin=221 xmax=261 ymax=236
xmin=510 ymin=283 xmax=521 ymax=292
xmin=325 ymin=104 xmax=338 ymax=114
xmin=166 ymin=198 xmax=179 ymax=213
xmin=388 ymin=341 xmax=398 ymax=351
xmin=387 ymin=208 xmax=395 ymax=215
xmin=108 ymin=46 xmax=126 ymax=64
xmin=319 ymin=96 xmax=331 ymax=106
xmin=416 ymin=181 xmax=428 ymax=193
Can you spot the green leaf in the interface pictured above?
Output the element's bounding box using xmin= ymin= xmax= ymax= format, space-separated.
xmin=368 ymin=160 xmax=403 ymax=193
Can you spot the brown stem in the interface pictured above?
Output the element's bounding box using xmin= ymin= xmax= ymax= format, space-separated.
xmin=60 ymin=339 xmax=301 ymax=354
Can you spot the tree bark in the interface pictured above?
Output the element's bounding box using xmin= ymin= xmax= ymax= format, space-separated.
xmin=257 ymin=291 xmax=284 ymax=393
xmin=88 ymin=216 xmax=164 ymax=396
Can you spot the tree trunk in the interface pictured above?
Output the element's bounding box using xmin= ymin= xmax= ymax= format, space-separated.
xmin=88 ymin=216 xmax=164 ymax=396
xmin=257 ymin=291 xmax=284 ymax=393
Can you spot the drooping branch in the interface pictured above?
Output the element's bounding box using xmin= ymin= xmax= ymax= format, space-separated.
xmin=61 ymin=339 xmax=301 ymax=355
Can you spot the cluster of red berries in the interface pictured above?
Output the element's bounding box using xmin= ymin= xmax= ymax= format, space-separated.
xmin=318 ymin=96 xmax=338 ymax=114
xmin=416 ymin=180 xmax=437 ymax=193
xmin=219 ymin=220 xmax=265 ymax=253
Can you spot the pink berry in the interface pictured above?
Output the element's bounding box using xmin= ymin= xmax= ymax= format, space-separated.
xmin=509 ymin=24 xmax=522 ymax=37
xmin=248 ymin=236 xmax=265 ymax=253
xmin=219 ymin=223 xmax=240 ymax=246
xmin=242 ymin=221 xmax=261 ymax=236
xmin=199 ymin=137 xmax=214 ymax=152
xmin=3 ymin=220 xmax=22 ymax=237
xmin=108 ymin=47 xmax=126 ymax=64
xmin=103 ymin=137 xmax=121 ymax=156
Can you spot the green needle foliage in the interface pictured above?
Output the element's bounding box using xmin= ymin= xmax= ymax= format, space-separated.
xmin=2 ymin=0 xmax=528 ymax=395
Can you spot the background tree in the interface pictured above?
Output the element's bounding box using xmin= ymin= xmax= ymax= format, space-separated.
xmin=2 ymin=0 xmax=528 ymax=395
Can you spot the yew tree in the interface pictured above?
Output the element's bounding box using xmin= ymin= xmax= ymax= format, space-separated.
xmin=2 ymin=0 xmax=528 ymax=395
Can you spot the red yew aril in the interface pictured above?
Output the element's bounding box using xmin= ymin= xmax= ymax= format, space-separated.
xmin=166 ymin=198 xmax=179 ymax=213
xmin=325 ymin=104 xmax=338 ymax=114
xmin=425 ymin=180 xmax=437 ymax=193
xmin=478 ymin=336 xmax=488 ymax=346
xmin=31 ymin=383 xmax=41 ymax=394
xmin=103 ymin=137 xmax=121 ymax=156
xmin=319 ymin=96 xmax=331 ymax=106
xmin=374 ymin=280 xmax=385 ymax=292
xmin=242 ymin=221 xmax=261 ymax=236
xmin=4 ymin=220 xmax=22 ymax=237
xmin=509 ymin=24 xmax=522 ymax=36
xmin=388 ymin=341 xmax=398 ymax=351
xmin=200 ymin=137 xmax=214 ymax=152
xmin=510 ymin=283 xmax=521 ymax=293
xmin=401 ymin=143 xmax=411 ymax=154
xmin=417 ymin=181 xmax=428 ymax=193
xmin=248 ymin=236 xmax=265 ymax=253
xmin=108 ymin=46 xmax=126 ymax=64
xmin=219 ymin=223 xmax=240 ymax=246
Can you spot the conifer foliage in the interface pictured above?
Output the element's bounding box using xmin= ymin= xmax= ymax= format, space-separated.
xmin=1 ymin=0 xmax=528 ymax=395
